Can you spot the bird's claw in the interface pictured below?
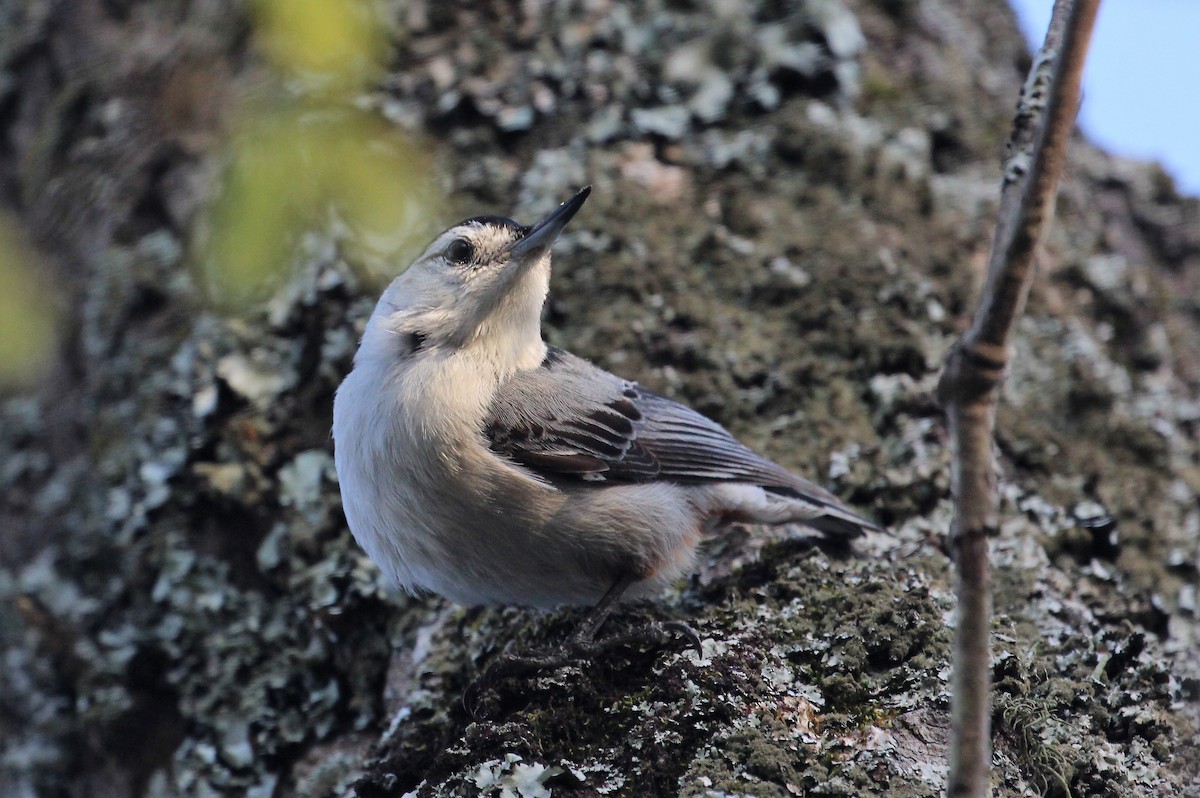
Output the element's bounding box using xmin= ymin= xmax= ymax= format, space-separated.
xmin=660 ymin=620 xmax=704 ymax=658
xmin=463 ymin=619 xmax=703 ymax=715
xmin=576 ymin=620 xmax=702 ymax=659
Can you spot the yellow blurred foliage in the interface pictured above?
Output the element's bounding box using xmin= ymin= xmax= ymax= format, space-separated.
xmin=202 ymin=0 xmax=443 ymax=306
xmin=205 ymin=107 xmax=440 ymax=303
xmin=2 ymin=1 xmax=438 ymax=380
xmin=0 ymin=218 xmax=55 ymax=385
xmin=254 ymin=0 xmax=386 ymax=89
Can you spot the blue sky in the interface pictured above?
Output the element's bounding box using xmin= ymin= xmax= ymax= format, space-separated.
xmin=1008 ymin=0 xmax=1200 ymax=197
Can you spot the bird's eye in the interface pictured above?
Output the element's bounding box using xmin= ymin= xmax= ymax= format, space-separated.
xmin=445 ymin=238 xmax=474 ymax=265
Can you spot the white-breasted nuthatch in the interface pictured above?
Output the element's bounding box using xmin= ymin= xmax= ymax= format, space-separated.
xmin=333 ymin=187 xmax=878 ymax=656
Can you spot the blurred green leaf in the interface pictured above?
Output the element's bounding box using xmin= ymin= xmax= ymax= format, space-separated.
xmin=200 ymin=1 xmax=444 ymax=307
xmin=325 ymin=114 xmax=443 ymax=262
xmin=0 ymin=218 xmax=56 ymax=385
xmin=254 ymin=0 xmax=386 ymax=90
xmin=202 ymin=107 xmax=442 ymax=305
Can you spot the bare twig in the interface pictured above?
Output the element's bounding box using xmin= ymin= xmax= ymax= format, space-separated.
xmin=935 ymin=2 xmax=1100 ymax=796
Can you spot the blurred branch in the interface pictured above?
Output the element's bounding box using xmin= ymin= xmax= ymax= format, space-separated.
xmin=935 ymin=1 xmax=1100 ymax=795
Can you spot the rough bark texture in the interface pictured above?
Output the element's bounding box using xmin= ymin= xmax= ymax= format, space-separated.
xmin=1 ymin=1 xmax=1198 ymax=797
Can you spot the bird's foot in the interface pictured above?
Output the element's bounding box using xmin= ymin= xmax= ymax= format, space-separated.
xmin=572 ymin=619 xmax=703 ymax=660
xmin=464 ymin=620 xmax=702 ymax=714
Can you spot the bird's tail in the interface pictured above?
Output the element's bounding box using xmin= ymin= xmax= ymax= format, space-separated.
xmin=763 ymin=484 xmax=881 ymax=540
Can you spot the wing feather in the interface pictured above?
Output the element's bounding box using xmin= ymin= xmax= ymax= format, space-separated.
xmin=484 ymin=347 xmax=835 ymax=499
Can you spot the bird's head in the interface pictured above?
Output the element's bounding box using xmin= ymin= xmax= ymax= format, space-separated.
xmin=361 ymin=187 xmax=590 ymax=369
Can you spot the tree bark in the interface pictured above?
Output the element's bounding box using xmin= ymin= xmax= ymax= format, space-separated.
xmin=2 ymin=2 xmax=1196 ymax=797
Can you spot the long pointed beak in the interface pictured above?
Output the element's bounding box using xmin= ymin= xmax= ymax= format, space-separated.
xmin=508 ymin=186 xmax=591 ymax=258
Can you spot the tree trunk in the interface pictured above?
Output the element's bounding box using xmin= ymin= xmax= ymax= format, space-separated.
xmin=1 ymin=1 xmax=1197 ymax=796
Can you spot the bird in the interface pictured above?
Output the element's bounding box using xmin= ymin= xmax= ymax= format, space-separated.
xmin=332 ymin=186 xmax=878 ymax=680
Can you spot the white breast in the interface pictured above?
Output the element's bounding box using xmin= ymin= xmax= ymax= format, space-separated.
xmin=333 ymin=333 xmax=706 ymax=609
xmin=333 ymin=344 xmax=559 ymax=599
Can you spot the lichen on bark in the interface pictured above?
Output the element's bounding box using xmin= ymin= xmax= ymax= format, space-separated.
xmin=1 ymin=0 xmax=1197 ymax=796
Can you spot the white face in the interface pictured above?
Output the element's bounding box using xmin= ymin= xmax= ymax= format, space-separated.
xmin=370 ymin=216 xmax=551 ymax=351
xmin=360 ymin=188 xmax=591 ymax=363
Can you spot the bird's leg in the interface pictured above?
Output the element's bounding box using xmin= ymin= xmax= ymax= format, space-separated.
xmin=565 ymin=572 xmax=637 ymax=647
xmin=464 ymin=574 xmax=702 ymax=712
xmin=564 ymin=573 xmax=704 ymax=655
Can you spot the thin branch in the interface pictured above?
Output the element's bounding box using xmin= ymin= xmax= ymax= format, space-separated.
xmin=935 ymin=2 xmax=1101 ymax=796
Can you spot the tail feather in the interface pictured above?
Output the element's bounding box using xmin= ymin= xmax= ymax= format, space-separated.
xmin=763 ymin=484 xmax=881 ymax=539
xmin=802 ymin=507 xmax=880 ymax=539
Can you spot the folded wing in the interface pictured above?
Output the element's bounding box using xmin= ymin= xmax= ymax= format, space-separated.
xmin=483 ymin=347 xmax=878 ymax=536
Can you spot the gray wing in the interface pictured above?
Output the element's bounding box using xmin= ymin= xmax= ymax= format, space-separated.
xmin=483 ymin=347 xmax=876 ymax=534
